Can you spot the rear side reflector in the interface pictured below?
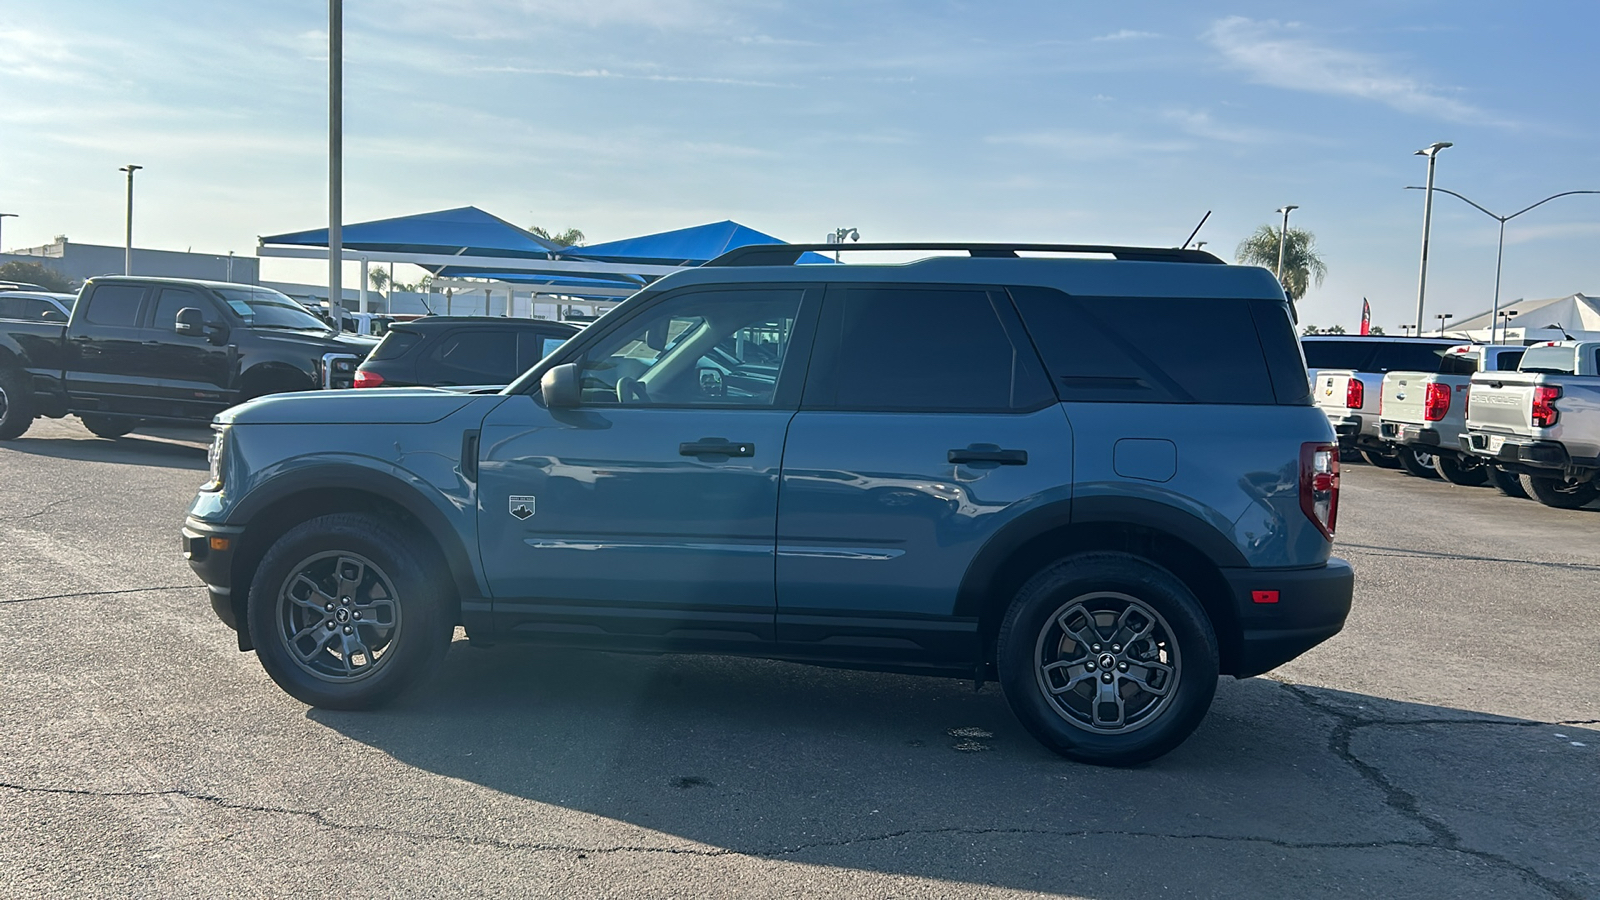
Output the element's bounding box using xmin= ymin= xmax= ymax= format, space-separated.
xmin=1252 ymin=590 xmax=1280 ymax=604
xmin=353 ymin=369 xmax=385 ymax=388
xmin=1299 ymin=442 xmax=1340 ymax=540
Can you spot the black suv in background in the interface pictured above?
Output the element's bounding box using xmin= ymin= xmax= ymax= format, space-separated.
xmin=354 ymin=317 xmax=580 ymax=388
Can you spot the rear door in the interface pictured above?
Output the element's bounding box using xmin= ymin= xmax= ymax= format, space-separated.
xmin=774 ymin=284 xmax=1069 ymax=664
xmin=424 ymin=327 xmax=518 ymax=386
xmin=64 ymin=283 xmax=154 ymax=413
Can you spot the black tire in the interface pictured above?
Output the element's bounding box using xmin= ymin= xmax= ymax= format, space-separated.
xmin=0 ymin=365 xmax=36 ymax=440
xmin=1396 ymin=446 xmax=1440 ymax=479
xmin=1521 ymin=474 xmax=1600 ymax=510
xmin=1432 ymin=452 xmax=1490 ymax=487
xmin=247 ymin=513 xmax=454 ymax=709
xmin=1360 ymin=448 xmax=1401 ymax=469
xmin=996 ymin=552 xmax=1219 ymax=767
xmin=1487 ymin=466 xmax=1529 ymax=499
xmin=79 ymin=414 xmax=136 ymax=439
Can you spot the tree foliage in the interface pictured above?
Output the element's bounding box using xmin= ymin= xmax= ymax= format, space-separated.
xmin=0 ymin=261 xmax=72 ymax=293
xmin=531 ymin=226 xmax=585 ymax=248
xmin=1236 ymin=225 xmax=1327 ymax=301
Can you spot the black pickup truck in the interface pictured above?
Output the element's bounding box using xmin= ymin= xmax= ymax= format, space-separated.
xmin=0 ymin=276 xmax=377 ymax=439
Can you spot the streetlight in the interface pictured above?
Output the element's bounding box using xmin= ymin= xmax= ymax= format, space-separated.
xmin=1402 ymin=186 xmax=1598 ymax=344
xmin=1435 ymin=313 xmax=1454 ymax=336
xmin=1412 ymin=141 xmax=1452 ymax=334
xmin=0 ymin=212 xmax=16 ymax=252
xmin=1497 ymin=309 xmax=1519 ymax=343
xmin=1399 ymin=324 xmax=1415 ymax=336
xmin=826 ymin=226 xmax=859 ymax=262
xmin=119 ymin=164 xmax=143 ymax=275
xmin=1274 ymin=205 xmax=1298 ymax=282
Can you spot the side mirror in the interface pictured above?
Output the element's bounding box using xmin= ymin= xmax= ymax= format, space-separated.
xmin=175 ymin=307 xmax=204 ymax=335
xmin=645 ymin=319 xmax=669 ymax=352
xmin=541 ymin=362 xmax=580 ymax=409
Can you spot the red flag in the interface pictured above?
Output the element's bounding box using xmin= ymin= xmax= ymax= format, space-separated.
xmin=1360 ymin=298 xmax=1371 ymax=335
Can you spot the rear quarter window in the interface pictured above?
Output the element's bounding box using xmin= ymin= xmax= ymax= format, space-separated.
xmin=1519 ymin=346 xmax=1578 ymax=375
xmin=82 ymin=284 xmax=146 ymax=327
xmin=1008 ymin=288 xmax=1281 ymax=404
xmin=368 ymin=330 xmax=421 ymax=361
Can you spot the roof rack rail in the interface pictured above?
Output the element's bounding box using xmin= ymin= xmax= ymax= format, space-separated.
xmin=704 ymin=242 xmax=1224 ymax=268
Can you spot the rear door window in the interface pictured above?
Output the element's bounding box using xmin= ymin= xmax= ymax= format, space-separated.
xmin=805 ymin=286 xmax=1054 ymax=412
xmin=1009 ymin=288 xmax=1278 ymax=405
xmin=428 ymin=329 xmax=518 ymax=384
xmin=368 ymin=330 xmax=421 ymax=361
xmin=82 ymin=284 xmax=146 ymax=327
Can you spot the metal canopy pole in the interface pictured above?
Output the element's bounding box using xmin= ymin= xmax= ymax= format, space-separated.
xmin=327 ymin=0 xmax=342 ymax=314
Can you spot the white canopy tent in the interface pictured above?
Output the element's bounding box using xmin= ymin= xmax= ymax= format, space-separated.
xmin=1446 ymin=293 xmax=1600 ymax=343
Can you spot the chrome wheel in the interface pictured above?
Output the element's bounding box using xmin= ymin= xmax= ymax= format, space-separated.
xmin=276 ymin=551 xmax=401 ymax=682
xmin=1034 ymin=592 xmax=1181 ymax=734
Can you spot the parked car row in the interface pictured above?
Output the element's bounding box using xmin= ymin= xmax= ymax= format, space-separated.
xmin=1309 ymin=334 xmax=1600 ymax=509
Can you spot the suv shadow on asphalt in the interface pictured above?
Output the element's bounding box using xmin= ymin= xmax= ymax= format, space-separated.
xmin=308 ymin=645 xmax=1596 ymax=898
xmin=0 ymin=434 xmax=207 ymax=470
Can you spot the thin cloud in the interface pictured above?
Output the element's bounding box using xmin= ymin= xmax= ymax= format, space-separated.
xmin=1093 ymin=29 xmax=1160 ymax=42
xmin=987 ymin=130 xmax=1193 ymax=158
xmin=1204 ymin=17 xmax=1494 ymax=125
xmin=1161 ymin=108 xmax=1290 ymax=145
xmin=477 ymin=65 xmax=787 ymax=88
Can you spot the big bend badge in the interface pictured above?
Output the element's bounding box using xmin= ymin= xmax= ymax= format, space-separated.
xmin=509 ymin=495 xmax=536 ymax=520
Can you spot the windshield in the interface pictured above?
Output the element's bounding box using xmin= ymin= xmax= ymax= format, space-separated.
xmin=216 ymin=287 xmax=333 ymax=332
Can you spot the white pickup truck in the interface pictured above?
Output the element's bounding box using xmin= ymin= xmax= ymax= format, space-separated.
xmin=1377 ymin=344 xmax=1526 ymax=491
xmin=1304 ymin=336 xmax=1465 ymax=467
xmin=1462 ymin=340 xmax=1600 ymax=508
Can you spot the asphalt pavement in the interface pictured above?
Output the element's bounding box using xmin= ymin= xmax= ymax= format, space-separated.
xmin=1 ymin=416 xmax=1595 ymax=899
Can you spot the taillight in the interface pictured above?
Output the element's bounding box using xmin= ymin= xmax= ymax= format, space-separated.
xmin=1423 ymin=382 xmax=1451 ymax=421
xmin=1345 ymin=378 xmax=1364 ymax=410
xmin=353 ymin=369 xmax=385 ymax=388
xmin=1532 ymin=385 xmax=1561 ymax=427
xmin=1300 ymin=442 xmax=1340 ymax=539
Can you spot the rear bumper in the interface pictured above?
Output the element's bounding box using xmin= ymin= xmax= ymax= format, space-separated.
xmin=182 ymin=518 xmax=244 ymax=635
xmin=1380 ymin=422 xmax=1445 ymax=448
xmin=1222 ymin=558 xmax=1353 ymax=678
xmin=1460 ymin=434 xmax=1575 ymax=471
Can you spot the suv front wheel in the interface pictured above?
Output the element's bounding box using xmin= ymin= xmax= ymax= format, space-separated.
xmin=247 ymin=513 xmax=454 ymax=709
xmin=997 ymin=552 xmax=1219 ymax=766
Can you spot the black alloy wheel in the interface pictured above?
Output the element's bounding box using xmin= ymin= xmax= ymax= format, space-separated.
xmin=997 ymin=552 xmax=1218 ymax=767
xmin=247 ymin=513 xmax=454 ymax=709
xmin=1521 ymin=474 xmax=1600 ymax=510
xmin=1397 ymin=446 xmax=1440 ymax=479
xmin=1432 ymin=452 xmax=1490 ymax=487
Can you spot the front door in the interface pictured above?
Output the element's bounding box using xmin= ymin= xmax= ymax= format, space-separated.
xmin=138 ymin=285 xmax=237 ymax=419
xmin=477 ymin=285 xmax=819 ymax=647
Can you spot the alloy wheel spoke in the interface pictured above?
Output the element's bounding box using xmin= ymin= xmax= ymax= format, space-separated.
xmin=334 ymin=557 xmax=368 ymax=601
xmin=1056 ymin=604 xmax=1102 ymax=653
xmin=1122 ymin=660 xmax=1175 ymax=697
xmin=294 ymin=628 xmax=339 ymax=664
xmin=1091 ymin=675 xmax=1126 ymax=729
xmin=289 ymin=575 xmax=335 ymax=612
xmin=1041 ymin=660 xmax=1094 ymax=694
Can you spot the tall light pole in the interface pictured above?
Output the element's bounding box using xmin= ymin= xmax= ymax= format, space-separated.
xmin=328 ymin=0 xmax=343 ymax=314
xmin=119 ymin=165 xmax=143 ymax=274
xmin=1412 ymin=142 xmax=1452 ymax=334
xmin=0 ymin=213 xmax=16 ymax=253
xmin=1435 ymin=312 xmax=1454 ymax=336
xmin=1274 ymin=205 xmax=1298 ymax=284
xmin=1497 ymin=309 xmax=1519 ymax=343
xmin=1403 ymin=186 xmax=1598 ymax=344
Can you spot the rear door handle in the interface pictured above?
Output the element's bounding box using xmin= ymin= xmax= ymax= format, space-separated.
xmin=948 ymin=447 xmax=1028 ymax=466
xmin=680 ymin=438 xmax=755 ymax=458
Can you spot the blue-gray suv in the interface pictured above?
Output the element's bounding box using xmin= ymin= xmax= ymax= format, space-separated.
xmin=182 ymin=243 xmax=1353 ymax=766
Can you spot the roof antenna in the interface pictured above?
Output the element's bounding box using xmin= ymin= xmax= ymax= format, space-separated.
xmin=1553 ymin=321 xmax=1575 ymax=340
xmin=1180 ymin=211 xmax=1211 ymax=250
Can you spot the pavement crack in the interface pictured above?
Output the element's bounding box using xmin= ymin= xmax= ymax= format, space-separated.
xmin=1277 ymin=683 xmax=1585 ymax=900
xmin=0 ymin=496 xmax=84 ymax=521
xmin=0 ymin=585 xmax=194 ymax=605
xmin=1339 ymin=543 xmax=1600 ymax=573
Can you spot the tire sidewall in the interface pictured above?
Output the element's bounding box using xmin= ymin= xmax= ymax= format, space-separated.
xmin=247 ymin=514 xmax=452 ymax=709
xmin=1433 ymin=452 xmax=1488 ymax=486
xmin=997 ymin=552 xmax=1219 ymax=766
xmin=0 ymin=366 xmax=35 ymax=440
xmin=1397 ymin=446 xmax=1439 ymax=478
xmin=1522 ymin=474 xmax=1600 ymax=509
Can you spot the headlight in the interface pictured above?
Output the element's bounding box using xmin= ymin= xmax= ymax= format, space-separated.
xmin=204 ymin=427 xmax=228 ymax=491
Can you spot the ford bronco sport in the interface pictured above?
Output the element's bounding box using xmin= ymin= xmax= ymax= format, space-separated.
xmin=182 ymin=243 xmax=1353 ymax=766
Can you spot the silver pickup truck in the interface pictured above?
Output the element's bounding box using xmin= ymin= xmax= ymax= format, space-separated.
xmin=1304 ymin=336 xmax=1466 ymax=467
xmin=1462 ymin=340 xmax=1600 ymax=508
xmin=1377 ymin=344 xmax=1525 ymax=490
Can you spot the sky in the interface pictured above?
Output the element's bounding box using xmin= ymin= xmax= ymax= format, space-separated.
xmin=1 ymin=0 xmax=1596 ymax=330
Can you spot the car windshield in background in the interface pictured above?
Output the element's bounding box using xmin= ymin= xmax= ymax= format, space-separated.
xmin=1300 ymin=339 xmax=1376 ymax=371
xmin=216 ymin=287 xmax=333 ymax=332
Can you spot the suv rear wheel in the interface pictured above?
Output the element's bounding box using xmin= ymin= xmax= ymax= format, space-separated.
xmin=997 ymin=552 xmax=1219 ymax=766
xmin=1521 ymin=474 xmax=1600 ymax=510
xmin=247 ymin=513 xmax=454 ymax=709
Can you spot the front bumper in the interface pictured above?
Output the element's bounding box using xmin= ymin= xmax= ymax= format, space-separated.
xmin=182 ymin=517 xmax=245 ymax=640
xmin=1222 ymin=558 xmax=1354 ymax=678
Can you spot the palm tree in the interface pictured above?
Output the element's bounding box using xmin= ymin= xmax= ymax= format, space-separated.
xmin=1236 ymin=225 xmax=1327 ymax=301
xmin=531 ymin=226 xmax=585 ymax=248
xmin=368 ymin=267 xmax=389 ymax=294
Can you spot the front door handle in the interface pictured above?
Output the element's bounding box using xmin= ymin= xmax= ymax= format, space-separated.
xmin=948 ymin=447 xmax=1028 ymax=466
xmin=680 ymin=438 xmax=755 ymax=458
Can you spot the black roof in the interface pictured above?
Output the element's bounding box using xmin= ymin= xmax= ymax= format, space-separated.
xmin=388 ymin=316 xmax=580 ymax=334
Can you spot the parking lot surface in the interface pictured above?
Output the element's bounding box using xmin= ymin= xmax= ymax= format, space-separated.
xmin=2 ymin=416 xmax=1595 ymax=899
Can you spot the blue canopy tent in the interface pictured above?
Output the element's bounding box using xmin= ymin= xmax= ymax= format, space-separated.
xmin=260 ymin=206 xmax=560 ymax=259
xmin=566 ymin=220 xmax=835 ymax=267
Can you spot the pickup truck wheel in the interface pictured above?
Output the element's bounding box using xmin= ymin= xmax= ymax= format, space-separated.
xmin=1521 ymin=474 xmax=1600 ymax=510
xmin=79 ymin=414 xmax=136 ymax=439
xmin=996 ymin=552 xmax=1219 ymax=767
xmin=1432 ymin=452 xmax=1490 ymax=487
xmin=1397 ymin=447 xmax=1440 ymax=479
xmin=0 ymin=366 xmax=36 ymax=440
xmin=247 ymin=513 xmax=454 ymax=709
xmin=1359 ymin=449 xmax=1401 ymax=470
xmin=1487 ymin=466 xmax=1529 ymax=499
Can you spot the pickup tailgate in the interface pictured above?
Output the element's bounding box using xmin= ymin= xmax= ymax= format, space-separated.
xmin=1314 ymin=370 xmax=1354 ymax=415
xmin=1380 ymin=372 xmax=1431 ymax=425
xmin=1467 ymin=374 xmax=1537 ymax=436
